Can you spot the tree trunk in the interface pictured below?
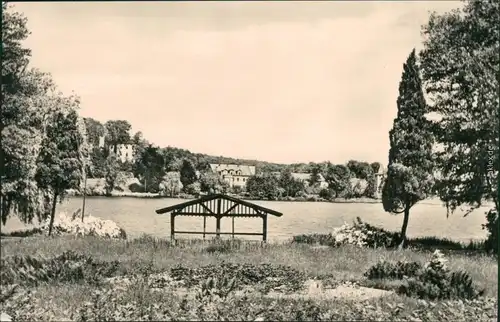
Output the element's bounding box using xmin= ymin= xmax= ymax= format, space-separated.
xmin=398 ymin=206 xmax=410 ymax=249
xmin=0 ymin=196 xmax=10 ymax=226
xmin=48 ymin=192 xmax=58 ymax=236
xmin=82 ymin=173 xmax=87 ymax=222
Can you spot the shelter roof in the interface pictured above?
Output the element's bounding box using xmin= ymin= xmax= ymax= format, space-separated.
xmin=156 ymin=194 xmax=283 ymax=217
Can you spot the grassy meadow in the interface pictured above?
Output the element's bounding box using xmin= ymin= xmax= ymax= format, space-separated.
xmin=0 ymin=234 xmax=497 ymax=321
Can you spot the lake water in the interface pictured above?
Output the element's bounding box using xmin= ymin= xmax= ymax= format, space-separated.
xmin=1 ymin=197 xmax=490 ymax=242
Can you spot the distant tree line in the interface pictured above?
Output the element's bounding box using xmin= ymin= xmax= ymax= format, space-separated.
xmin=82 ymin=117 xmax=385 ymax=200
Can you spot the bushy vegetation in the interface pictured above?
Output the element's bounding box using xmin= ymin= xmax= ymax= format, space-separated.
xmin=398 ymin=250 xmax=486 ymax=300
xmin=293 ymin=217 xmax=400 ymax=248
xmin=365 ymin=250 xmax=486 ymax=301
xmin=293 ymin=217 xmax=488 ymax=254
xmin=364 ymin=260 xmax=423 ymax=280
xmin=0 ymin=239 xmax=497 ymax=322
xmin=0 ymin=251 xmax=120 ymax=287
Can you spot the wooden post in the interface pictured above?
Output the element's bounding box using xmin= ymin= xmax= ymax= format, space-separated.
xmin=170 ymin=213 xmax=175 ymax=242
xmin=262 ymin=215 xmax=267 ymax=242
xmin=215 ymin=216 xmax=221 ymax=239
xmin=203 ymin=216 xmax=206 ymax=240
xmin=216 ymin=198 xmax=222 ymax=239
xmin=232 ymin=217 xmax=235 ymax=239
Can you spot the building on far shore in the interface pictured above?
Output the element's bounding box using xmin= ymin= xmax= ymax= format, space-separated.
xmin=210 ymin=164 xmax=256 ymax=189
xmin=110 ymin=144 xmax=135 ymax=163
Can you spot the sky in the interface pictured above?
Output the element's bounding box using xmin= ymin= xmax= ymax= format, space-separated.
xmin=13 ymin=1 xmax=463 ymax=165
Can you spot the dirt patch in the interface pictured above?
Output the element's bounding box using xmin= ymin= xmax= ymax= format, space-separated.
xmin=105 ymin=274 xmax=394 ymax=302
xmin=320 ymin=285 xmax=393 ymax=301
xmin=266 ymin=279 xmax=394 ymax=301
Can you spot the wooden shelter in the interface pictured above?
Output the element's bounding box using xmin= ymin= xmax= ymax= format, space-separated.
xmin=155 ymin=194 xmax=283 ymax=242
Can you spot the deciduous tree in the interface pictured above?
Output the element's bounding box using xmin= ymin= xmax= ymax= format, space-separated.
xmin=35 ymin=106 xmax=85 ymax=235
xmin=420 ymin=0 xmax=499 ymax=215
xmin=325 ymin=164 xmax=352 ymax=198
xmin=199 ymin=172 xmax=228 ymax=194
xmin=83 ymin=117 xmax=105 ymax=148
xmin=159 ymin=172 xmax=183 ymax=197
xmin=133 ymin=144 xmax=165 ymax=192
xmin=246 ymin=174 xmax=280 ymax=200
xmin=309 ymin=165 xmax=322 ymax=187
xmin=104 ymin=120 xmax=131 ymax=153
xmin=420 ymin=0 xmax=499 ymax=252
xmin=278 ymin=168 xmax=304 ymax=197
xmin=1 ymin=5 xmax=51 ymax=225
xmin=180 ymin=159 xmax=197 ymax=189
xmin=347 ymin=160 xmax=373 ymax=180
xmin=104 ymin=154 xmax=121 ymax=196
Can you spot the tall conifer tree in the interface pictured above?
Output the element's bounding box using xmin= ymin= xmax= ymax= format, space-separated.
xmin=382 ymin=49 xmax=435 ymax=248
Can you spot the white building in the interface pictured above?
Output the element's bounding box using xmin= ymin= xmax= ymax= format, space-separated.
xmin=110 ymin=144 xmax=135 ymax=163
xmin=98 ymin=136 xmax=105 ymax=148
xmin=210 ymin=164 xmax=256 ymax=189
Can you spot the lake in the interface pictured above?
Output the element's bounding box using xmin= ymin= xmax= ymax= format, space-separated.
xmin=1 ymin=197 xmax=491 ymax=242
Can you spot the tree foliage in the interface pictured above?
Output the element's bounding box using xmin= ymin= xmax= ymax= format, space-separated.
xmin=83 ymin=117 xmax=105 ymax=148
xmin=104 ymin=154 xmax=121 ymax=196
xmin=180 ymin=159 xmax=197 ymax=189
xmin=277 ymin=168 xmax=305 ymax=197
xmin=246 ymin=174 xmax=280 ymax=200
xmin=159 ymin=172 xmax=183 ymax=197
xmin=199 ymin=172 xmax=229 ymax=194
xmin=133 ymin=144 xmax=165 ymax=193
xmin=420 ymin=0 xmax=499 ymax=216
xmin=35 ymin=107 xmax=85 ymax=235
xmin=1 ymin=5 xmax=87 ymax=226
xmin=350 ymin=178 xmax=369 ymax=198
xmin=382 ymin=49 xmax=435 ymax=248
xmin=104 ymin=120 xmax=131 ymax=153
xmin=309 ymin=165 xmax=322 ymax=187
xmin=325 ymin=164 xmax=352 ymax=198
xmin=1 ymin=3 xmax=31 ymax=97
xmin=347 ymin=160 xmax=373 ymax=180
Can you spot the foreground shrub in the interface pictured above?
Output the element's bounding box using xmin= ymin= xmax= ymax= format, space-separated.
xmin=364 ymin=250 xmax=486 ymax=300
xmin=40 ymin=212 xmax=127 ymax=239
xmin=293 ymin=217 xmax=400 ymax=248
xmin=203 ymin=239 xmax=247 ymax=253
xmin=292 ymin=233 xmax=336 ymax=246
xmin=0 ymin=251 xmax=120 ymax=286
xmin=364 ymin=260 xmax=423 ymax=280
xmin=399 ymin=250 xmax=485 ymax=300
xmin=0 ymin=227 xmax=43 ymax=238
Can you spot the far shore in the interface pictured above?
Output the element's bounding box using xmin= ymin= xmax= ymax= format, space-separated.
xmin=64 ymin=190 xmax=465 ymax=207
